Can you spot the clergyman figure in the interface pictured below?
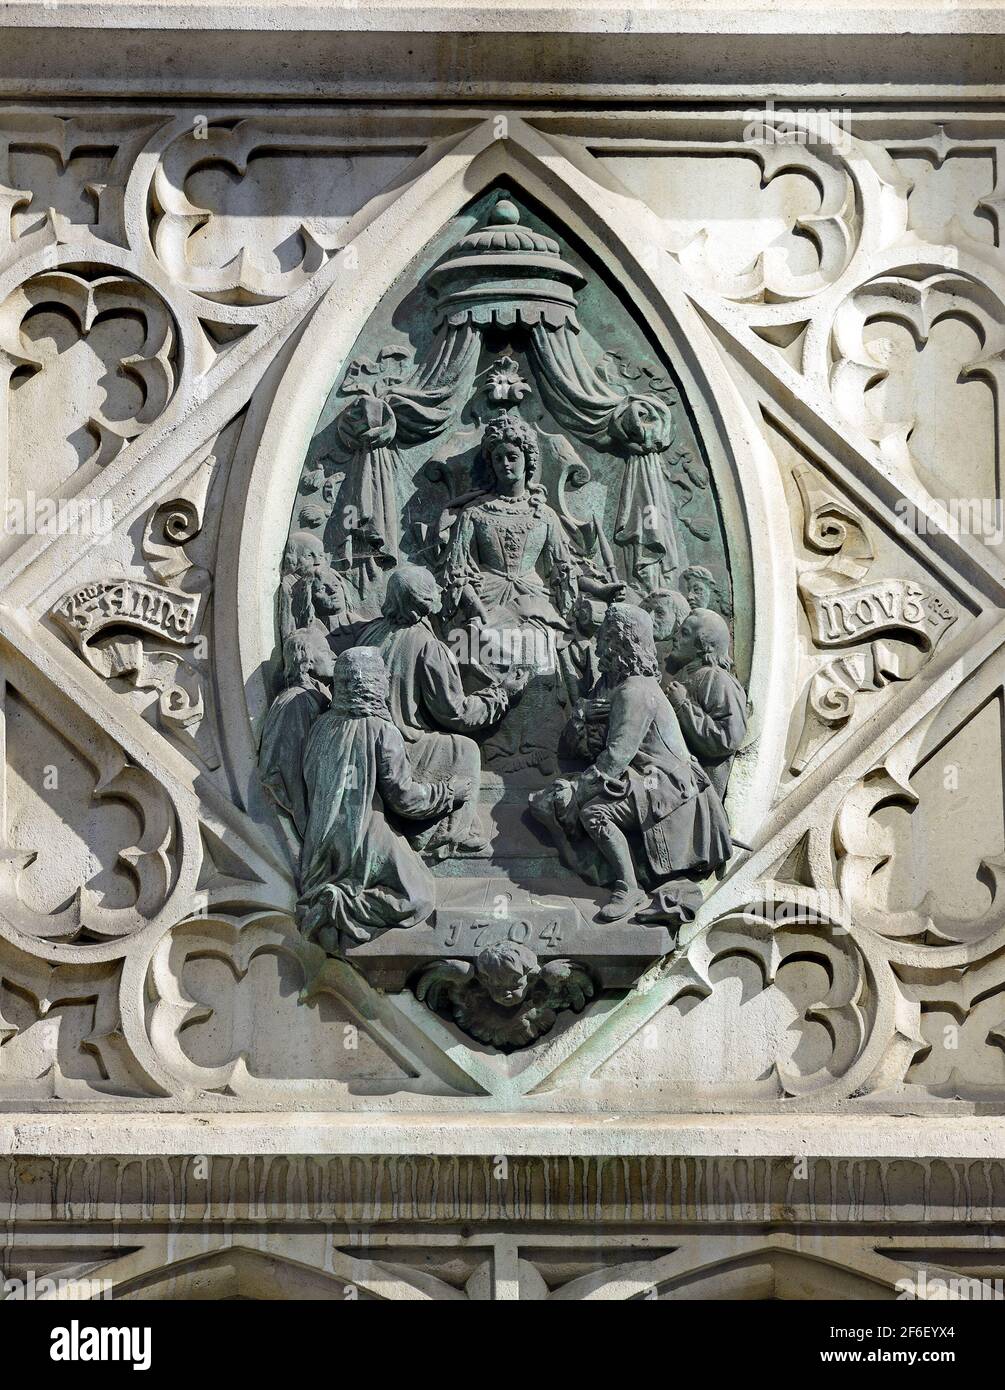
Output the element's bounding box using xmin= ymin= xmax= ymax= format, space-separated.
xmin=258 ymin=626 xmax=335 ymax=838
xmin=359 ymin=564 xmax=522 ymax=855
xmin=297 ymin=647 xmax=470 ymax=953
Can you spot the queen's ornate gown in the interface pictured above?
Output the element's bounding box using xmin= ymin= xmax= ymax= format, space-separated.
xmin=441 ymin=487 xmax=579 ymax=771
xmin=442 ymin=488 xmax=578 ymax=638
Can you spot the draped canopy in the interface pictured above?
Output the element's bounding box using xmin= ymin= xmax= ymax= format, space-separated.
xmin=330 ymin=196 xmax=684 ymax=594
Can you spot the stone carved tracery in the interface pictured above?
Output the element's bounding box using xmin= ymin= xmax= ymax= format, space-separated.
xmin=0 ymin=103 xmax=994 ymax=1103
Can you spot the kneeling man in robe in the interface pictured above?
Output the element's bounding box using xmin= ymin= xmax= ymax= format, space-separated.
xmin=360 ymin=564 xmax=520 ymax=855
xmin=298 ymin=647 xmax=470 ymax=952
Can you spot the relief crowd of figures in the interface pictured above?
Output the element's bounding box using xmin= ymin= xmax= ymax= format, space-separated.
xmin=259 ymin=413 xmax=748 ymax=956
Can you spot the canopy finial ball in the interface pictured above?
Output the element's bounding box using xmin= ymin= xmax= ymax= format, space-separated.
xmin=493 ymin=198 xmax=520 ymax=225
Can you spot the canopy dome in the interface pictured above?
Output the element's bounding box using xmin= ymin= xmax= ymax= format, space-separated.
xmin=426 ymin=195 xmax=585 ymax=330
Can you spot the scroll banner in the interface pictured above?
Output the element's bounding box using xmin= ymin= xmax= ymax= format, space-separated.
xmin=791 ymin=578 xmax=958 ymax=774
xmin=801 ymin=578 xmax=957 ymax=651
xmin=52 ymin=579 xmax=197 ymax=659
xmin=51 ymin=579 xmax=207 ymax=743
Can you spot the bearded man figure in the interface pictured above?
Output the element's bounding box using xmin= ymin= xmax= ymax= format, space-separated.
xmin=534 ymin=603 xmax=732 ymax=923
xmin=297 ymin=647 xmax=469 ymax=953
xmin=359 ymin=564 xmax=522 ymax=855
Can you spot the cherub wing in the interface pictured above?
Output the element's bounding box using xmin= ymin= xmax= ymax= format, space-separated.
xmin=415 ymin=959 xmax=475 ymax=1012
xmin=538 ymin=959 xmax=595 ymax=1014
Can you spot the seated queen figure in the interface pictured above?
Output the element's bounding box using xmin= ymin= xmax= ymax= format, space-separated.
xmin=441 ymin=414 xmax=622 ymax=660
xmin=439 ymin=414 xmax=622 ymax=769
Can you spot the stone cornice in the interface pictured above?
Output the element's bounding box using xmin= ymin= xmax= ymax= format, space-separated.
xmin=4 ymin=1113 xmax=1005 ymax=1158
xmin=0 ymin=2 xmax=1000 ymax=100
xmin=0 ymin=2 xmax=1002 ymax=35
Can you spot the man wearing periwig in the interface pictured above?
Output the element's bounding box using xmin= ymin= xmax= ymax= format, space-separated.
xmin=540 ymin=603 xmax=732 ymax=923
xmin=298 ymin=647 xmax=469 ymax=952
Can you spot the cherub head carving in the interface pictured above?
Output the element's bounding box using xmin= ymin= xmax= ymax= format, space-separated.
xmin=474 ymin=940 xmax=538 ymax=1007
xmin=415 ymin=938 xmax=594 ymax=1050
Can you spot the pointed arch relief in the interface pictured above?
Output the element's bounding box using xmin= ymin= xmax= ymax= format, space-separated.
xmin=234 ymin=137 xmax=794 ymax=1052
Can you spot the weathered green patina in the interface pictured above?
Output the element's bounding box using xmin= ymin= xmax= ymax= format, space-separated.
xmin=264 ymin=186 xmax=750 ymax=1046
